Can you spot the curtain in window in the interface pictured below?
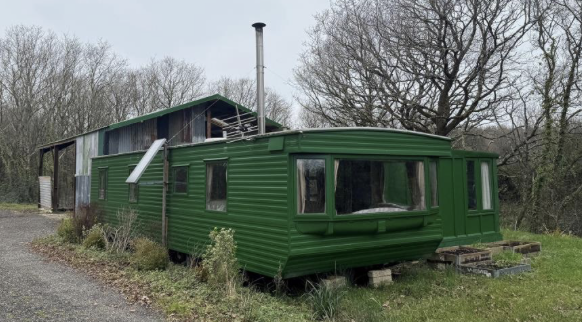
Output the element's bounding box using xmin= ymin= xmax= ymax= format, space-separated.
xmin=206 ymin=165 xmax=214 ymax=202
xmin=334 ymin=160 xmax=339 ymax=193
xmin=415 ymin=162 xmax=425 ymax=210
xmin=481 ymin=162 xmax=492 ymax=210
xmin=297 ymin=161 xmax=306 ymax=213
xmin=430 ymin=161 xmax=438 ymax=207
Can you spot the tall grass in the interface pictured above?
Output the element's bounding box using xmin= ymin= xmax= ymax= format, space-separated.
xmin=305 ymin=280 xmax=345 ymax=320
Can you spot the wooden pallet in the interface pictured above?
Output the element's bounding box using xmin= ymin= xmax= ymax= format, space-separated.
xmin=429 ymin=246 xmax=492 ymax=266
xmin=457 ymin=263 xmax=532 ymax=278
xmin=485 ymin=241 xmax=541 ymax=256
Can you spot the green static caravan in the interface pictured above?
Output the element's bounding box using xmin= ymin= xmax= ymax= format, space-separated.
xmin=90 ymin=127 xmax=502 ymax=278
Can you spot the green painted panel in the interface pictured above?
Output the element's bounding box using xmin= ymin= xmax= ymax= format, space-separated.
xmin=91 ymin=128 xmax=500 ymax=277
xmin=439 ymin=158 xmax=455 ymax=238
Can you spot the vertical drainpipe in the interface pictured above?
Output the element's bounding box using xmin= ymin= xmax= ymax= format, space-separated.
xmin=252 ymin=22 xmax=266 ymax=135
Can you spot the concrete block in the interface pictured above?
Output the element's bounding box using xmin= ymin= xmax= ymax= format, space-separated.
xmin=369 ymin=275 xmax=393 ymax=287
xmin=368 ymin=268 xmax=392 ymax=278
xmin=321 ymin=275 xmax=347 ymax=289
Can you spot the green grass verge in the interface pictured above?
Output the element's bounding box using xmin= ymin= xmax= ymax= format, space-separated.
xmin=0 ymin=203 xmax=38 ymax=212
xmin=32 ymin=229 xmax=582 ymax=322
xmin=339 ymin=230 xmax=582 ymax=322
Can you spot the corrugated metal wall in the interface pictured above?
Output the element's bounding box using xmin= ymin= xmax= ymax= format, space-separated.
xmin=104 ymin=107 xmax=206 ymax=153
xmin=39 ymin=176 xmax=52 ymax=209
xmin=76 ymin=132 xmax=99 ymax=176
xmin=191 ymin=106 xmax=206 ymax=143
xmin=75 ymin=132 xmax=99 ymax=210
xmin=105 ymin=118 xmax=160 ymax=154
xmin=169 ymin=108 xmax=192 ymax=146
xmin=75 ymin=176 xmax=91 ymax=208
xmin=167 ymin=106 xmax=206 ymax=145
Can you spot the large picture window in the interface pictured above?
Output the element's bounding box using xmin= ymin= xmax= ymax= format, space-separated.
xmin=297 ymin=159 xmax=326 ymax=214
xmin=481 ymin=162 xmax=492 ymax=210
xmin=206 ymin=161 xmax=227 ymax=211
xmin=335 ymin=160 xmax=425 ymax=215
xmin=98 ymin=168 xmax=107 ymax=200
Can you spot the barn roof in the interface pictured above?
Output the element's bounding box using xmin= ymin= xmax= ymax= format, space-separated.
xmin=107 ymin=93 xmax=283 ymax=130
xmin=39 ymin=94 xmax=283 ymax=149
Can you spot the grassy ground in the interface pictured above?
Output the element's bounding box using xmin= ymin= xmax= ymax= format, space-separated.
xmin=0 ymin=203 xmax=38 ymax=212
xmin=32 ymin=229 xmax=582 ymax=322
xmin=339 ymin=230 xmax=582 ymax=322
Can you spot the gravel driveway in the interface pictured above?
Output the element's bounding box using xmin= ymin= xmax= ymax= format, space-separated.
xmin=0 ymin=210 xmax=163 ymax=322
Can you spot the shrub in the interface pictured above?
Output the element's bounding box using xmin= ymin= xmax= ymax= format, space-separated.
xmin=57 ymin=217 xmax=77 ymax=243
xmin=202 ymin=228 xmax=240 ymax=296
xmin=130 ymin=237 xmax=169 ymax=271
xmin=305 ymin=280 xmax=345 ymax=321
xmin=82 ymin=224 xmax=105 ymax=250
xmin=72 ymin=204 xmax=103 ymax=241
xmin=103 ymin=208 xmax=139 ymax=253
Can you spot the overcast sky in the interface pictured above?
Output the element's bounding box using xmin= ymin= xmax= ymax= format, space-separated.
xmin=0 ymin=0 xmax=331 ymax=114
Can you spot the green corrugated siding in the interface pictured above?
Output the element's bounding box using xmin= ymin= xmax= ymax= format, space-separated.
xmin=166 ymin=142 xmax=290 ymax=277
xmin=438 ymin=155 xmax=502 ymax=248
xmin=286 ymin=131 xmax=452 ymax=156
xmin=285 ymin=239 xmax=441 ymax=278
xmin=284 ymin=130 xmax=447 ymax=276
xmin=92 ymin=139 xmax=290 ymax=277
xmin=90 ymin=129 xmax=500 ymax=278
xmin=91 ymin=152 xmax=164 ymax=240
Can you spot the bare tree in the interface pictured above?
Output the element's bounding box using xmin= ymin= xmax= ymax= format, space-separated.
xmin=0 ymin=26 xmax=210 ymax=203
xmin=147 ymin=57 xmax=206 ymax=109
xmin=295 ymin=0 xmax=533 ymax=136
xmin=524 ymin=0 xmax=582 ymax=232
xmin=208 ymin=76 xmax=293 ymax=127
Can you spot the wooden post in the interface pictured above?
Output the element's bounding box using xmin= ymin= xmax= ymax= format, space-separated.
xmin=52 ymin=146 xmax=59 ymax=211
xmin=162 ymin=143 xmax=168 ymax=247
xmin=38 ymin=149 xmax=44 ymax=208
xmin=206 ymin=110 xmax=212 ymax=139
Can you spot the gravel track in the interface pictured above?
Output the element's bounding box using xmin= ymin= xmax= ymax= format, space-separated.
xmin=0 ymin=210 xmax=163 ymax=322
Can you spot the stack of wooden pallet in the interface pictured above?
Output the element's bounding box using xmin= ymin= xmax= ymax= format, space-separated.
xmin=429 ymin=241 xmax=541 ymax=278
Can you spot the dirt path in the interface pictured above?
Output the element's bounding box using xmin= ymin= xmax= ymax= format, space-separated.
xmin=0 ymin=210 xmax=163 ymax=322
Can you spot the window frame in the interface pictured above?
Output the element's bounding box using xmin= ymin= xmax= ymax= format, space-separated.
xmin=429 ymin=159 xmax=439 ymax=208
xmin=296 ymin=156 xmax=329 ymax=216
xmin=293 ymin=154 xmax=430 ymax=221
xmin=466 ymin=160 xmax=478 ymax=211
xmin=98 ymin=167 xmax=108 ymax=200
xmin=480 ymin=160 xmax=493 ymax=211
xmin=128 ymin=165 xmax=138 ymax=203
xmin=171 ymin=165 xmax=189 ymax=195
xmin=204 ymin=158 xmax=228 ymax=213
xmin=465 ymin=158 xmax=495 ymax=213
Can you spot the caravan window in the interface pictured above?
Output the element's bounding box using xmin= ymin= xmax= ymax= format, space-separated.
xmin=173 ymin=166 xmax=188 ymax=194
xmin=297 ymin=159 xmax=326 ymax=214
xmin=206 ymin=161 xmax=227 ymax=211
xmin=467 ymin=161 xmax=477 ymax=210
xmin=128 ymin=166 xmax=138 ymax=202
xmin=98 ymin=168 xmax=107 ymax=200
xmin=335 ymin=160 xmax=425 ymax=215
